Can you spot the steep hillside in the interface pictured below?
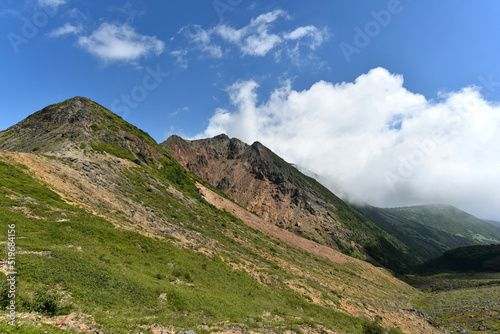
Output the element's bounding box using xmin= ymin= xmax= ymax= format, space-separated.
xmin=485 ymin=219 xmax=500 ymax=229
xmin=419 ymin=244 xmax=500 ymax=273
xmin=0 ymin=96 xmax=162 ymax=163
xmin=357 ymin=204 xmax=500 ymax=262
xmin=162 ymin=135 xmax=418 ymax=273
xmin=0 ymin=97 xmax=443 ymax=333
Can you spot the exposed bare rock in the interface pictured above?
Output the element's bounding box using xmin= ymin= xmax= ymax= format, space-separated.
xmin=162 ymin=134 xmax=412 ymax=271
xmin=0 ymin=96 xmax=164 ymax=162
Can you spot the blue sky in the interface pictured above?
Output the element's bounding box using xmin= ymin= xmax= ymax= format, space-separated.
xmin=1 ymin=0 xmax=500 ymax=220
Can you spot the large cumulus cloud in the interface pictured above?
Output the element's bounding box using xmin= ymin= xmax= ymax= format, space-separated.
xmin=200 ymin=68 xmax=500 ymax=220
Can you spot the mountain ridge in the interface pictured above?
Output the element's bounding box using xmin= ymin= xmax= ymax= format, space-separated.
xmin=284 ymin=164 xmax=500 ymax=263
xmin=0 ymin=96 xmax=163 ymax=164
xmin=0 ymin=96 xmax=445 ymax=333
xmin=419 ymin=244 xmax=500 ymax=273
xmin=484 ymin=219 xmax=500 ymax=229
xmin=163 ymin=133 xmax=418 ymax=273
xmin=356 ymin=203 xmax=500 ymax=262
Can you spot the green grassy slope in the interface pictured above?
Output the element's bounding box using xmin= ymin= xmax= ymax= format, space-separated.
xmin=419 ymin=244 xmax=500 ymax=273
xmin=0 ymin=157 xmax=369 ymax=333
xmin=0 ymin=97 xmax=434 ymax=333
xmin=164 ymin=137 xmax=419 ymax=274
xmin=484 ymin=219 xmax=500 ymax=229
xmin=356 ymin=205 xmax=500 ymax=263
xmin=411 ymin=272 xmax=500 ymax=333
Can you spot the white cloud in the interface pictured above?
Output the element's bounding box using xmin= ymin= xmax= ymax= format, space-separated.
xmin=179 ymin=9 xmax=328 ymax=61
xmin=77 ymin=23 xmax=165 ymax=63
xmin=284 ymin=25 xmax=327 ymax=50
xmin=170 ymin=49 xmax=189 ymax=69
xmin=38 ymin=0 xmax=66 ymax=9
xmin=240 ymin=32 xmax=281 ymax=56
xmin=214 ymin=10 xmax=287 ymax=57
xmin=285 ymin=26 xmax=315 ymax=40
xmin=180 ymin=25 xmax=223 ymax=58
xmin=108 ymin=2 xmax=145 ymax=21
xmin=48 ymin=23 xmax=82 ymax=38
xmin=200 ymin=68 xmax=500 ymax=220
xmin=169 ymin=106 xmax=189 ymax=117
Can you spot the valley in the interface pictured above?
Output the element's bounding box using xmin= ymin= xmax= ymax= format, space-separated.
xmin=0 ymin=97 xmax=498 ymax=333
xmin=410 ymin=273 xmax=500 ymax=333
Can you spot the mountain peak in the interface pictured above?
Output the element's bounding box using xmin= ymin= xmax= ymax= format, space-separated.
xmin=162 ymin=134 xmax=416 ymax=272
xmin=42 ymin=96 xmax=102 ymax=124
xmin=0 ymin=97 xmax=99 ymax=152
xmin=213 ymin=133 xmax=230 ymax=141
xmin=7 ymin=96 xmax=110 ymax=132
xmin=61 ymin=95 xmax=93 ymax=104
xmin=0 ymin=97 xmax=161 ymax=161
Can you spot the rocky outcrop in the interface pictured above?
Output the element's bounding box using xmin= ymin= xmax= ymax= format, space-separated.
xmin=0 ymin=96 xmax=164 ymax=162
xmin=163 ymin=134 xmax=381 ymax=256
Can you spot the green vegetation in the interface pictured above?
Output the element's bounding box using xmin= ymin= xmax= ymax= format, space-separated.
xmin=155 ymin=157 xmax=202 ymax=200
xmin=362 ymin=319 xmax=385 ymax=334
xmin=23 ymin=287 xmax=68 ymax=316
xmin=0 ymin=156 xmax=377 ymax=333
xmin=357 ymin=204 xmax=500 ymax=264
xmin=0 ymin=321 xmax=68 ymax=334
xmin=0 ymin=97 xmax=443 ymax=333
xmin=0 ymin=159 xmax=61 ymax=205
xmin=419 ymin=244 xmax=500 ymax=274
xmin=335 ymin=204 xmax=417 ymax=274
xmin=411 ymin=273 xmax=500 ymax=333
xmin=0 ymin=278 xmax=10 ymax=310
xmin=90 ymin=140 xmax=137 ymax=162
xmin=242 ymin=142 xmax=417 ymax=274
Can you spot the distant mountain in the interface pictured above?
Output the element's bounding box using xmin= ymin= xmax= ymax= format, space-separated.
xmin=356 ymin=204 xmax=500 ymax=262
xmin=420 ymin=244 xmax=500 ymax=273
xmin=163 ymin=134 xmax=418 ymax=273
xmin=0 ymin=97 xmax=443 ymax=333
xmin=484 ymin=219 xmax=500 ymax=229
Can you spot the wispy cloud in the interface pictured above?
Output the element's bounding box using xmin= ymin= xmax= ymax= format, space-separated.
xmin=77 ymin=23 xmax=165 ymax=64
xmin=180 ymin=25 xmax=223 ymax=58
xmin=284 ymin=25 xmax=327 ymax=50
xmin=220 ymin=9 xmax=287 ymax=56
xmin=214 ymin=10 xmax=287 ymax=56
xmin=0 ymin=8 xmax=21 ymax=18
xmin=170 ymin=49 xmax=189 ymax=69
xmin=177 ymin=9 xmax=328 ymax=65
xmin=169 ymin=106 xmax=189 ymax=117
xmin=38 ymin=0 xmax=67 ymax=9
xmin=201 ymin=68 xmax=500 ymax=220
xmin=48 ymin=23 xmax=83 ymax=38
xmin=108 ymin=1 xmax=145 ymax=22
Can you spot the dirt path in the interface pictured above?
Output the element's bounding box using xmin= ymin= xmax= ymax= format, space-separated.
xmin=197 ymin=183 xmax=350 ymax=264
